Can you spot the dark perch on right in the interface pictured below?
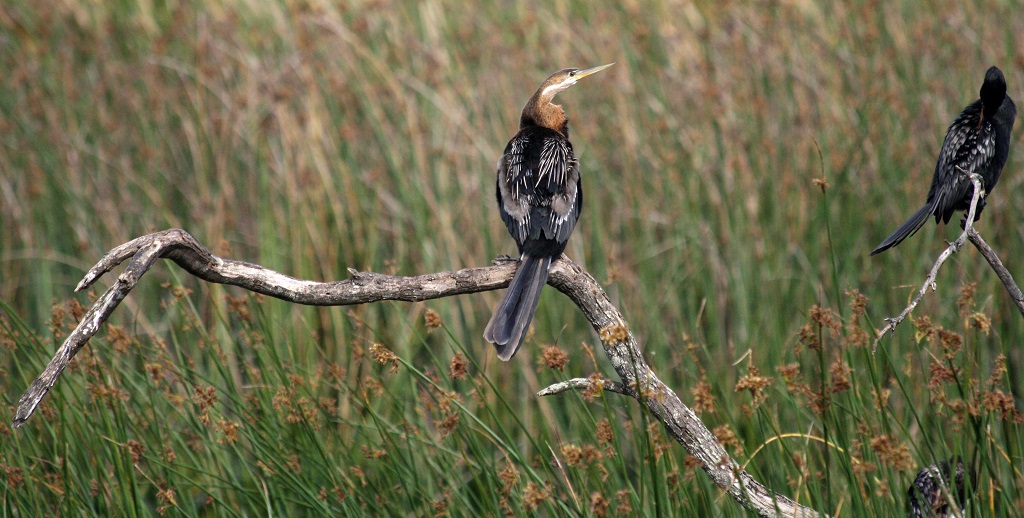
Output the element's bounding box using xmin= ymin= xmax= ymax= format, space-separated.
xmin=871 ymin=66 xmax=1016 ymax=256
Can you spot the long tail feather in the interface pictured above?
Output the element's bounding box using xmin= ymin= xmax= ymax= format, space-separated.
xmin=483 ymin=255 xmax=551 ymax=361
xmin=870 ymin=205 xmax=932 ymax=256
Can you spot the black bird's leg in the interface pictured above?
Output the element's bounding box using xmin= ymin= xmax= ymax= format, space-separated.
xmin=960 ymin=197 xmax=987 ymax=230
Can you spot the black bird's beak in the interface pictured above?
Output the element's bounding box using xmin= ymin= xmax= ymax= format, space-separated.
xmin=574 ymin=63 xmax=615 ymax=80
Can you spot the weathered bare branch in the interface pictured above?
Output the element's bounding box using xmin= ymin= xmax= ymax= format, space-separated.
xmin=536 ymin=377 xmax=633 ymax=397
xmin=15 ymin=227 xmax=820 ymax=517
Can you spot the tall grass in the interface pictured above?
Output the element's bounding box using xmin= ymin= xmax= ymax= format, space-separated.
xmin=2 ymin=0 xmax=1024 ymax=514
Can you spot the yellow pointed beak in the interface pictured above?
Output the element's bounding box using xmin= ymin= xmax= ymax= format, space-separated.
xmin=574 ymin=63 xmax=615 ymax=80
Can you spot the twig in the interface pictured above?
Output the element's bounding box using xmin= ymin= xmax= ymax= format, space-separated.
xmin=872 ymin=172 xmax=984 ymax=352
xmin=14 ymin=227 xmax=821 ymax=517
xmin=536 ymin=377 xmax=633 ymax=397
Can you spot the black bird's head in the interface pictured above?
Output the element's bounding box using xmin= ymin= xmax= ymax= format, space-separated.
xmin=537 ymin=64 xmax=615 ymax=101
xmin=980 ymin=66 xmax=1007 ymax=116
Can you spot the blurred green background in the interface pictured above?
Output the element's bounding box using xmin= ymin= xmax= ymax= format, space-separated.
xmin=2 ymin=0 xmax=1023 ymax=515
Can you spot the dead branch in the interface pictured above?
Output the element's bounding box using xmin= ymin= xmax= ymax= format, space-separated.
xmin=872 ymin=172 xmax=1024 ymax=350
xmin=967 ymin=229 xmax=1024 ymax=318
xmin=13 ymin=227 xmax=821 ymax=517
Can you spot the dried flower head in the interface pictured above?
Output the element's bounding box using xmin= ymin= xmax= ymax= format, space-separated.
xmin=870 ymin=435 xmax=914 ymax=471
xmin=735 ymin=365 xmax=774 ymax=413
xmin=424 ymin=308 xmax=443 ymax=329
xmin=968 ymin=312 xmax=990 ymax=335
xmin=590 ymin=492 xmax=609 ymax=517
xmin=690 ymin=377 xmax=716 ymax=415
xmin=713 ymin=424 xmax=742 ymax=455
xmin=522 ymin=482 xmax=551 ymax=511
xmin=498 ymin=459 xmax=519 ymax=495
xmin=542 ymin=345 xmax=569 ymax=371
xmin=829 ymin=360 xmax=851 ymax=393
xmin=448 ymin=353 xmax=469 ymax=380
xmin=598 ymin=322 xmax=629 ymax=344
xmin=369 ymin=343 xmax=400 ymax=373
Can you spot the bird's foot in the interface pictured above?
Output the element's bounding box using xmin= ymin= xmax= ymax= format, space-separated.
xmin=491 ymin=254 xmax=518 ymax=266
xmin=959 ymin=213 xmax=982 ymax=230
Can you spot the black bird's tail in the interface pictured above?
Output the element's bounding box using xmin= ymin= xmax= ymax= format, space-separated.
xmin=870 ymin=205 xmax=932 ymax=256
xmin=484 ymin=255 xmax=551 ymax=361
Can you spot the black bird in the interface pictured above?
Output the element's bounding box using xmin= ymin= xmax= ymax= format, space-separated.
xmin=871 ymin=66 xmax=1016 ymax=256
xmin=906 ymin=457 xmax=975 ymax=518
xmin=484 ymin=63 xmax=613 ymax=360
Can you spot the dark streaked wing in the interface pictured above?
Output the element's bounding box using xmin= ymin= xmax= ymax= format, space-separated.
xmin=929 ymin=104 xmax=997 ymax=223
xmin=534 ymin=136 xmax=580 ymax=244
xmin=496 ymin=135 xmax=531 ymax=245
xmin=496 ymin=130 xmax=581 ymax=249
